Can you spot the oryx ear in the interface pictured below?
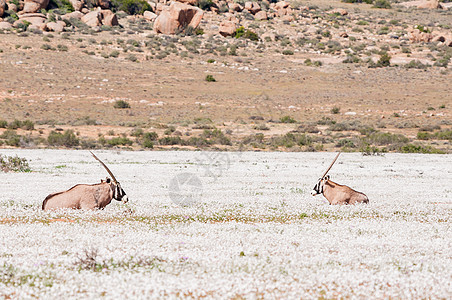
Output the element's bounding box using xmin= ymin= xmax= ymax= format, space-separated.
xmin=101 ymin=179 xmax=105 ymax=183
xmin=106 ymin=178 xmax=111 ymax=183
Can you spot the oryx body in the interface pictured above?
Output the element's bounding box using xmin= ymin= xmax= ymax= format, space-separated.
xmin=42 ymin=178 xmax=127 ymax=210
xmin=42 ymin=152 xmax=128 ymax=211
xmin=311 ymin=153 xmax=369 ymax=205
xmin=312 ymin=175 xmax=368 ymax=205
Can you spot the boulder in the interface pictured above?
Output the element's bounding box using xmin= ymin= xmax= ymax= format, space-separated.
xmin=409 ymin=28 xmax=433 ymax=43
xmin=81 ymin=10 xmax=102 ymax=27
xmin=91 ymin=0 xmax=110 ymax=9
xmin=417 ymin=0 xmax=442 ymax=9
xmin=101 ymin=9 xmax=118 ymax=26
xmin=7 ymin=2 xmax=18 ymax=12
xmin=275 ymin=1 xmax=289 ymax=10
xmin=0 ymin=0 xmax=5 ymax=17
xmin=61 ymin=11 xmax=84 ymax=20
xmin=156 ymin=3 xmax=164 ymax=14
xmin=68 ymin=0 xmax=84 ymax=11
xmin=330 ymin=8 xmax=348 ymax=15
xmin=22 ymin=0 xmax=49 ymax=13
xmin=219 ymin=20 xmax=237 ymax=37
xmin=144 ymin=10 xmax=157 ymax=21
xmin=46 ymin=21 xmax=64 ymax=32
xmin=0 ymin=21 xmax=12 ymax=29
xmin=228 ymin=2 xmax=242 ymax=12
xmin=27 ymin=24 xmax=42 ymax=31
xmin=255 ymin=10 xmax=267 ymax=20
xmin=244 ymin=1 xmax=260 ymax=14
xmin=19 ymin=12 xmax=46 ymax=26
xmin=175 ymin=0 xmax=197 ymax=5
xmin=153 ymin=2 xmax=204 ymax=35
xmin=282 ymin=14 xmax=294 ymax=22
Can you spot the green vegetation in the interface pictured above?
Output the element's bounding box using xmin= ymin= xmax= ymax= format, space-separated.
xmin=234 ymin=26 xmax=259 ymax=41
xmin=47 ymin=130 xmax=80 ymax=147
xmin=48 ymin=0 xmax=75 ymax=13
xmin=205 ymin=75 xmax=216 ymax=82
xmin=114 ymin=100 xmax=131 ymax=109
xmin=111 ymin=0 xmax=152 ymax=15
xmin=0 ymin=155 xmax=31 ymax=172
xmin=280 ymin=116 xmax=296 ymax=124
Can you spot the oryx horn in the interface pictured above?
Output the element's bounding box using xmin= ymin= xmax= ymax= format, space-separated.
xmin=321 ymin=152 xmax=341 ymax=179
xmin=89 ymin=151 xmax=118 ymax=183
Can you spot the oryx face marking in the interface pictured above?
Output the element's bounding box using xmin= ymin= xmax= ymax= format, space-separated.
xmin=112 ymin=182 xmax=128 ymax=203
xmin=311 ymin=175 xmax=329 ymax=196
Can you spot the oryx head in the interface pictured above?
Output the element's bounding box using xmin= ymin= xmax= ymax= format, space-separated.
xmin=91 ymin=151 xmax=129 ymax=203
xmin=311 ymin=152 xmax=340 ymax=196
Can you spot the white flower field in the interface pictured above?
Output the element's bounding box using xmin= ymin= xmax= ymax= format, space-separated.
xmin=0 ymin=150 xmax=451 ymax=299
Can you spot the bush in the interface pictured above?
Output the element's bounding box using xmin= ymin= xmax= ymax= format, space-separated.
xmin=197 ymin=0 xmax=214 ymax=10
xmin=141 ymin=132 xmax=158 ymax=148
xmin=143 ymin=132 xmax=158 ymax=141
xmin=47 ymin=130 xmax=80 ymax=147
xmin=107 ymin=137 xmax=133 ymax=146
xmin=280 ymin=116 xmax=296 ymax=123
xmin=417 ymin=131 xmax=431 ymax=140
xmin=400 ymin=144 xmax=444 ymax=154
xmin=377 ymin=52 xmax=391 ymax=67
xmin=0 ymin=130 xmax=21 ymax=147
xmin=405 ymin=60 xmax=430 ymax=69
xmin=234 ymin=26 xmax=259 ymax=41
xmin=22 ymin=120 xmax=35 ymax=130
xmin=7 ymin=120 xmax=22 ymax=130
xmin=331 ymin=107 xmax=340 ymax=114
xmin=0 ymin=120 xmax=7 ymax=128
xmin=48 ymin=0 xmax=75 ymax=13
xmin=360 ymin=144 xmax=386 ymax=156
xmin=201 ymin=129 xmax=231 ymax=145
xmin=365 ymin=132 xmax=409 ymax=146
xmin=111 ymin=0 xmax=152 ymax=15
xmin=205 ymin=75 xmax=216 ymax=82
xmin=373 ymin=0 xmax=391 ymax=9
xmin=114 ymin=100 xmax=131 ymax=109
xmin=270 ymin=133 xmax=312 ymax=148
xmin=0 ymin=154 xmax=31 ymax=172
xmin=282 ymin=50 xmax=294 ymax=55
xmin=158 ymin=136 xmax=183 ymax=146
xmin=434 ymin=130 xmax=452 ymax=141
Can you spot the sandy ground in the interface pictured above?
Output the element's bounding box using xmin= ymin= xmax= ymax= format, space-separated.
xmin=0 ymin=149 xmax=451 ymax=298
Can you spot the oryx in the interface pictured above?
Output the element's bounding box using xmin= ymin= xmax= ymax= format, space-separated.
xmin=42 ymin=151 xmax=128 ymax=210
xmin=311 ymin=152 xmax=369 ymax=205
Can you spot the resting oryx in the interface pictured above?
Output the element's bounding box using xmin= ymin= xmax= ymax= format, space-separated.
xmin=311 ymin=152 xmax=369 ymax=205
xmin=42 ymin=151 xmax=128 ymax=210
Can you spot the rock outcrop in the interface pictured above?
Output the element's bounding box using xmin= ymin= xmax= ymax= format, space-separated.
xmin=219 ymin=20 xmax=237 ymax=37
xmin=81 ymin=10 xmax=102 ymax=27
xmin=0 ymin=0 xmax=5 ymax=17
xmin=22 ymin=0 xmax=49 ymax=14
xmin=154 ymin=2 xmax=203 ymax=35
xmin=417 ymin=0 xmax=442 ymax=9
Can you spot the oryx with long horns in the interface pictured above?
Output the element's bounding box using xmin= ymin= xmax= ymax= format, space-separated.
xmin=42 ymin=151 xmax=128 ymax=210
xmin=311 ymin=152 xmax=369 ymax=205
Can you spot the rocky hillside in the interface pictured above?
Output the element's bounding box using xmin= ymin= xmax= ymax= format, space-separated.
xmin=0 ymin=0 xmax=451 ymax=153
